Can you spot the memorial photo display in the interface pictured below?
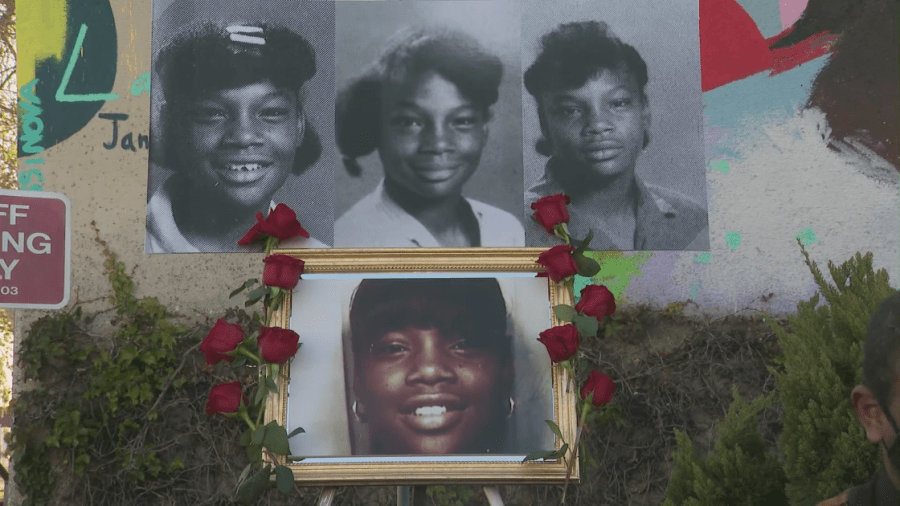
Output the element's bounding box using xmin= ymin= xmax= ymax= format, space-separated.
xmin=146 ymin=0 xmax=709 ymax=253
xmin=263 ymin=249 xmax=577 ymax=484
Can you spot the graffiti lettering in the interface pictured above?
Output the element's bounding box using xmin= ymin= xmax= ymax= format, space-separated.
xmin=56 ymin=23 xmax=120 ymax=103
xmin=99 ymin=113 xmax=150 ymax=152
xmin=18 ymin=79 xmax=45 ymax=191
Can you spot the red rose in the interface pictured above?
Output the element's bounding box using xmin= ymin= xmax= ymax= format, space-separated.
xmin=257 ymin=326 xmax=300 ymax=364
xmin=536 ymin=244 xmax=579 ymax=282
xmin=575 ymin=285 xmax=616 ymax=321
xmin=199 ymin=319 xmax=245 ymax=365
xmin=531 ymin=193 xmax=571 ymax=235
xmin=580 ymin=370 xmax=617 ymax=407
xmin=538 ymin=324 xmax=580 ymax=362
xmin=263 ymin=255 xmax=305 ymax=290
xmin=205 ymin=382 xmax=247 ymax=417
xmin=238 ymin=204 xmax=310 ymax=246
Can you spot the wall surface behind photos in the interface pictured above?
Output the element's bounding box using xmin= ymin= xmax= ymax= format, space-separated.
xmin=15 ymin=0 xmax=899 ymax=322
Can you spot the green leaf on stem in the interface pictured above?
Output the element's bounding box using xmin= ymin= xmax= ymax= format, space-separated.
xmin=246 ymin=443 xmax=262 ymax=464
xmin=521 ymin=450 xmax=559 ymax=462
xmin=239 ymin=429 xmax=252 ymax=447
xmin=552 ymin=304 xmax=577 ymax=323
xmin=265 ymin=375 xmax=278 ymax=393
xmin=238 ymin=464 xmax=271 ymax=504
xmin=230 ymin=278 xmax=259 ymax=299
xmin=269 ymin=292 xmax=284 ymax=312
xmin=254 ymin=382 xmax=268 ymax=405
xmin=263 ymin=421 xmax=291 ymax=456
xmin=573 ymin=314 xmax=599 ymax=338
xmin=288 ymin=426 xmax=306 ymax=439
xmin=548 ymin=443 xmax=569 ymax=460
xmin=275 ymin=465 xmax=294 ymax=494
xmin=545 ymin=419 xmax=565 ymax=441
xmin=237 ymin=463 xmax=253 ymax=487
xmin=574 ymin=230 xmax=594 ymax=255
xmin=245 ymin=286 xmax=270 ymax=307
xmin=232 ymin=356 xmax=247 ymax=368
xmin=573 ymin=251 xmax=601 ymax=278
xmin=251 ymin=426 xmax=265 ymax=446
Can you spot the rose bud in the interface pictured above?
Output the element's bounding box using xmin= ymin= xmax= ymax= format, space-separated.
xmin=238 ymin=204 xmax=309 ymax=246
xmin=538 ymin=324 xmax=580 ymax=363
xmin=199 ymin=319 xmax=245 ymax=365
xmin=575 ymin=285 xmax=616 ymax=321
xmin=262 ymin=255 xmax=305 ymax=290
xmin=531 ymin=193 xmax=571 ymax=235
xmin=257 ymin=326 xmax=301 ymax=364
xmin=536 ymin=244 xmax=579 ymax=282
xmin=205 ymin=382 xmax=248 ymax=417
xmin=580 ymin=370 xmax=617 ymax=407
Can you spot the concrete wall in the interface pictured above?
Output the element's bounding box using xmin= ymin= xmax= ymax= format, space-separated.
xmin=15 ymin=0 xmax=898 ymax=324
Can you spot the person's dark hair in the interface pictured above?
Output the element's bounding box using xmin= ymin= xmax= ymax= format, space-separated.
xmin=349 ymin=278 xmax=511 ymax=362
xmin=336 ymin=28 xmax=503 ymax=176
xmin=524 ymin=21 xmax=650 ymax=156
xmin=862 ymin=291 xmax=900 ymax=411
xmin=155 ymin=20 xmax=321 ymax=174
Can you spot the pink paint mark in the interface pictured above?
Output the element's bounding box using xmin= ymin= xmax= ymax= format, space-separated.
xmin=780 ymin=0 xmax=809 ymax=29
xmin=700 ymin=0 xmax=773 ymax=91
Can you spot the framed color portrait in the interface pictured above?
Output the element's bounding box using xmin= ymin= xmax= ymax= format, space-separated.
xmin=263 ymin=249 xmax=578 ymax=485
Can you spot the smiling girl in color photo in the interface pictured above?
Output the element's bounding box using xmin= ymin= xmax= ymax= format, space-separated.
xmin=146 ymin=21 xmax=327 ymax=252
xmin=334 ymin=28 xmax=525 ymax=248
xmin=346 ymin=278 xmax=515 ymax=455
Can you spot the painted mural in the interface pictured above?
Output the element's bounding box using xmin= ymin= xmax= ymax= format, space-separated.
xmin=16 ymin=0 xmax=899 ymax=318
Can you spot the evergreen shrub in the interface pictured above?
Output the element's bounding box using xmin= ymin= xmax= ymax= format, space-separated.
xmin=664 ymin=247 xmax=893 ymax=506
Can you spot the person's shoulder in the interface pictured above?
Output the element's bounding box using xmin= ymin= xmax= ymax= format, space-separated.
xmin=815 ymin=491 xmax=849 ymax=506
xmin=643 ymin=182 xmax=706 ymax=219
xmin=335 ymin=185 xmax=420 ymax=247
xmin=524 ymin=172 xmax=562 ymax=208
xmin=466 ymin=198 xmax=525 ymax=247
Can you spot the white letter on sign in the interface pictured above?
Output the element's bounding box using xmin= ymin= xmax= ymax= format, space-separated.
xmin=0 ymin=259 xmax=18 ymax=280
xmin=27 ymin=233 xmax=51 ymax=254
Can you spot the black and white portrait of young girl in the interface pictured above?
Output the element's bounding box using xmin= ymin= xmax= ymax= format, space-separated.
xmin=333 ymin=1 xmax=526 ymax=248
xmin=146 ymin=0 xmax=336 ymax=253
xmin=522 ymin=0 xmax=709 ymax=251
xmin=283 ymin=276 xmax=553 ymax=459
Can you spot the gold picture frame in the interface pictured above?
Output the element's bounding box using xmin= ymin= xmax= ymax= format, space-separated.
xmin=264 ymin=248 xmax=578 ymax=485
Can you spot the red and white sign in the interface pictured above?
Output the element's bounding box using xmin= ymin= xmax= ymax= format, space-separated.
xmin=0 ymin=190 xmax=71 ymax=309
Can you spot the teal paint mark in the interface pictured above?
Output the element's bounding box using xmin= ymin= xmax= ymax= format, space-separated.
xmin=56 ymin=24 xmax=120 ymax=103
xmin=694 ymin=252 xmax=712 ymax=264
xmin=710 ymin=160 xmax=730 ymax=174
xmin=725 ymin=232 xmax=743 ymax=251
xmin=796 ymin=227 xmax=819 ymax=247
xmin=577 ymin=251 xmax=652 ymax=298
xmin=689 ymin=281 xmax=701 ymax=301
xmin=734 ymin=0 xmax=783 ymax=38
xmin=130 ymin=72 xmax=151 ymax=96
xmin=703 ymin=55 xmax=827 ymax=160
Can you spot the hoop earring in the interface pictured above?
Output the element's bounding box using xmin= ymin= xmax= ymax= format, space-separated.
xmin=507 ymin=397 xmax=516 ymax=419
xmin=352 ymin=400 xmax=367 ymax=423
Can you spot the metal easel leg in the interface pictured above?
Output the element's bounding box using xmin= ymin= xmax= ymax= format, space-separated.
xmin=317 ymin=487 xmax=337 ymax=506
xmin=397 ymin=485 xmax=411 ymax=506
xmin=483 ymin=486 xmax=504 ymax=506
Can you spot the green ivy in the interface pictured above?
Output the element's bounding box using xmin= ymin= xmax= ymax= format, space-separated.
xmin=9 ymin=249 xmax=195 ymax=505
